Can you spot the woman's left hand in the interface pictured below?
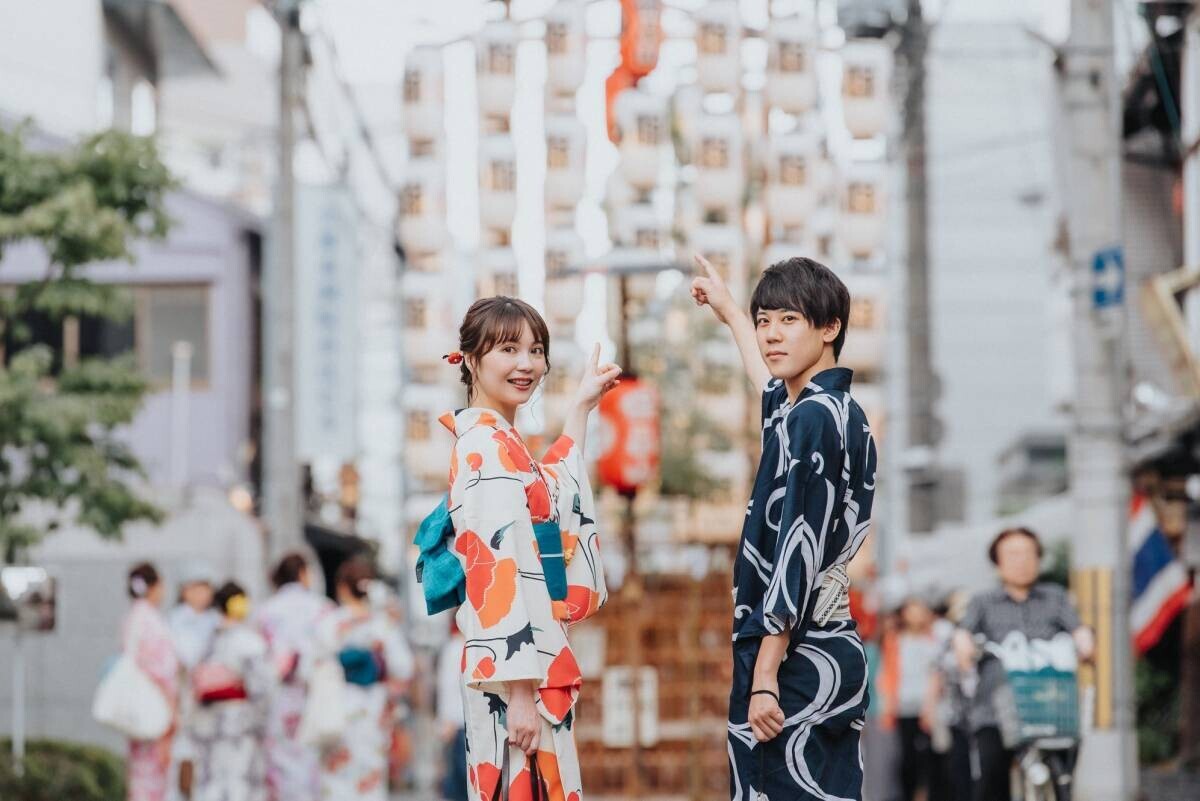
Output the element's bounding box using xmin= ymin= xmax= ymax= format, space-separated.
xmin=573 ymin=343 xmax=622 ymax=411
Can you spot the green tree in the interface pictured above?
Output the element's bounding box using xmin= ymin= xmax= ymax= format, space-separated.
xmin=0 ymin=123 xmax=175 ymax=561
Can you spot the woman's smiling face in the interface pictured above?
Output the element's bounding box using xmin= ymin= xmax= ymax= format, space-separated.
xmin=470 ymin=320 xmax=548 ymax=411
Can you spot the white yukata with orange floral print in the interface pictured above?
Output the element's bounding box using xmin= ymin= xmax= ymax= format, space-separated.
xmin=441 ymin=407 xmax=607 ymax=801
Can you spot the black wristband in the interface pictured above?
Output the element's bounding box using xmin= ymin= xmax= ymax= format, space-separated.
xmin=750 ymin=689 xmax=780 ymax=703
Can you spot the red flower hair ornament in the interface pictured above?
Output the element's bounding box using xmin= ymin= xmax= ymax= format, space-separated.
xmin=443 ymin=351 xmax=463 ymax=365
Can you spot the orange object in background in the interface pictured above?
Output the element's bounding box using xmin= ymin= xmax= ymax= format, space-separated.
xmin=606 ymin=0 xmax=663 ymax=142
xmin=596 ymin=377 xmax=660 ymax=495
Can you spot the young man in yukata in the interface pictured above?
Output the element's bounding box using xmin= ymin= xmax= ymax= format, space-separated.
xmin=692 ymin=254 xmax=878 ymax=801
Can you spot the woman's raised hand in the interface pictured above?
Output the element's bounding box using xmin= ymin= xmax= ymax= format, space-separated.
xmin=574 ymin=343 xmax=622 ymax=411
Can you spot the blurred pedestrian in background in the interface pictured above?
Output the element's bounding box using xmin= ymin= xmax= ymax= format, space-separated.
xmin=166 ymin=561 xmax=219 ymax=801
xmin=255 ymin=552 xmax=333 ymax=801
xmin=436 ymin=618 xmax=468 ymax=801
xmin=928 ymin=590 xmax=974 ymax=801
xmin=315 ymin=557 xmax=413 ymax=801
xmin=186 ymin=581 xmax=275 ymax=801
xmin=893 ymin=595 xmax=944 ymax=801
xmin=123 ymin=562 xmax=180 ymax=801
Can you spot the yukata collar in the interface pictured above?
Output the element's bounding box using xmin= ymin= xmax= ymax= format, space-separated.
xmin=798 ymin=367 xmax=854 ymax=400
xmin=438 ymin=407 xmax=516 ymax=437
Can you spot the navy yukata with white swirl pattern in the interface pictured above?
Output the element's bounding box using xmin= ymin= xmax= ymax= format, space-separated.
xmin=728 ymin=367 xmax=878 ymax=801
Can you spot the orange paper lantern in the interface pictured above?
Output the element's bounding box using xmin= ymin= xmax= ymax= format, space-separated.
xmin=597 ymin=377 xmax=660 ymax=496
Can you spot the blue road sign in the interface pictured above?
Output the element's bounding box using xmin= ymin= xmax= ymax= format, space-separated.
xmin=1092 ymin=246 xmax=1125 ymax=309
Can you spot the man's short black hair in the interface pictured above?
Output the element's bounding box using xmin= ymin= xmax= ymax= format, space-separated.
xmin=750 ymin=257 xmax=851 ymax=359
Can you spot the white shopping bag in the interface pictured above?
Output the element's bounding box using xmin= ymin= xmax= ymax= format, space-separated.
xmin=91 ymin=653 xmax=172 ymax=741
xmin=298 ymin=659 xmax=347 ymax=746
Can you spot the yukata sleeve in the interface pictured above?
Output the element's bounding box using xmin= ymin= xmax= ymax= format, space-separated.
xmin=540 ymin=435 xmax=608 ymax=625
xmin=760 ymin=411 xmax=842 ymax=635
xmin=450 ymin=425 xmax=546 ymax=697
xmin=761 ymin=378 xmax=789 ymax=426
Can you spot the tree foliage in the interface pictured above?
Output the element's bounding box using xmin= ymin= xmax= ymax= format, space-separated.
xmin=0 ymin=123 xmax=175 ymax=560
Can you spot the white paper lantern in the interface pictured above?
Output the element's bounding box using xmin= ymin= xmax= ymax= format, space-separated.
xmin=690 ymin=224 xmax=745 ymax=297
xmin=615 ymin=90 xmax=669 ymax=191
xmin=402 ymin=384 xmax=457 ymax=488
xmin=402 ymin=46 xmax=443 ymax=140
xmin=692 ymin=113 xmax=743 ymax=209
xmin=398 ymin=159 xmax=446 ymax=254
xmin=480 ymin=247 xmax=520 ymax=297
xmin=695 ymin=1 xmax=741 ymax=95
xmin=841 ymin=39 xmax=892 ymax=139
xmin=479 ymin=135 xmax=517 ymax=232
xmin=544 ymin=0 xmax=587 ymax=96
xmin=403 ymin=298 xmax=454 ymax=370
xmin=477 ymin=21 xmax=518 ymax=119
xmin=545 ymin=275 xmax=585 ymax=323
xmin=544 ymin=114 xmax=586 ymax=210
xmin=765 ymin=130 xmax=824 ymax=226
xmin=766 ymin=17 xmax=819 ymax=114
xmin=838 ymin=271 xmax=886 ymax=372
xmin=545 ymin=227 xmax=584 ymax=278
xmin=613 ymin=203 xmax=667 ymax=252
xmin=838 ymin=161 xmax=887 ymax=259
xmin=625 ymin=274 xmax=660 ymax=305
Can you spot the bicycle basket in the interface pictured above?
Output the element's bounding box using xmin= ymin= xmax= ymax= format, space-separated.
xmin=1005 ymin=669 xmax=1079 ymax=741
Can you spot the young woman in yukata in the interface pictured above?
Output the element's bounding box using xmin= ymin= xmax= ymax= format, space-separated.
xmin=122 ymin=562 xmax=180 ymax=801
xmin=254 ymin=552 xmax=332 ymax=801
xmin=314 ymin=557 xmax=413 ymax=801
xmin=441 ymin=297 xmax=619 ymax=801
xmin=186 ymin=580 xmax=276 ymax=801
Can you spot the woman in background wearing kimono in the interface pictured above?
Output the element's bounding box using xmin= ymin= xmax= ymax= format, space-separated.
xmin=315 ymin=558 xmax=414 ymax=801
xmin=187 ymin=581 xmax=276 ymax=801
xmin=255 ymin=552 xmax=332 ymax=801
xmin=123 ymin=562 xmax=180 ymax=801
xmin=441 ymin=297 xmax=618 ymax=801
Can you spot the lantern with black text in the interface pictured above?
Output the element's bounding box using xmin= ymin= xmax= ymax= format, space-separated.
xmin=545 ymin=0 xmax=587 ymax=96
xmin=398 ymin=158 xmax=446 ymax=254
xmin=695 ymin=1 xmax=741 ymax=95
xmin=612 ymin=203 xmax=667 ymax=255
xmin=480 ymin=248 xmax=520 ymax=298
xmin=477 ymin=21 xmax=518 ymax=120
xmin=841 ymin=40 xmax=891 ymax=139
xmin=692 ymin=113 xmax=743 ymax=210
xmin=615 ymin=90 xmax=669 ymax=191
xmin=766 ymin=17 xmax=818 ymax=114
xmin=765 ymin=129 xmax=824 ymax=226
xmin=480 ymin=136 xmax=517 ymax=232
xmin=597 ymin=378 xmax=660 ymax=495
xmin=545 ymin=114 xmax=587 ymax=210
xmin=838 ymin=161 xmax=886 ymax=259
xmin=403 ymin=46 xmax=444 ymax=140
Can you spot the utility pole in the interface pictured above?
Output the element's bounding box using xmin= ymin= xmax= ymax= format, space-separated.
xmin=1178 ymin=4 xmax=1200 ymax=770
xmin=899 ymin=0 xmax=938 ymax=535
xmin=1057 ymin=1 xmax=1137 ymax=798
xmin=264 ymin=0 xmax=304 ymax=558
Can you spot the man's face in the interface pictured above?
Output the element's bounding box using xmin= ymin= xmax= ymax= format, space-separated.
xmin=754 ymin=308 xmax=837 ymax=381
xmin=995 ymin=535 xmax=1040 ymax=589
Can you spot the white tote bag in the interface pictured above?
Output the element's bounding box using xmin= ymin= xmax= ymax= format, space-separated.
xmin=91 ymin=637 xmax=172 ymax=741
xmin=298 ymin=659 xmax=347 ymax=747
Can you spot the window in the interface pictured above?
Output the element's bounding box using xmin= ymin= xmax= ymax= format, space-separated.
xmin=138 ymin=286 xmax=209 ymax=383
xmin=2 ymin=308 xmax=64 ymax=372
xmin=844 ymin=66 xmax=875 ymax=100
xmin=407 ymin=410 xmax=431 ymax=441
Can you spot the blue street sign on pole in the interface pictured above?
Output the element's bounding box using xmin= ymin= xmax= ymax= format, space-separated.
xmin=1092 ymin=246 xmax=1125 ymax=309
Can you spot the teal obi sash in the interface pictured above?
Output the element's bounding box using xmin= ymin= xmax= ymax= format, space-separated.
xmin=413 ymin=495 xmax=465 ymax=616
xmin=533 ymin=520 xmax=568 ymax=601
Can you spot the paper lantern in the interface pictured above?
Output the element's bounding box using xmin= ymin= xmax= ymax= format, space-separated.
xmin=841 ymin=39 xmax=892 ymax=139
xmin=398 ymin=159 xmax=446 ymax=254
xmin=545 ymin=227 xmax=584 ymax=278
xmin=479 ymin=135 xmax=517 ymax=232
xmin=480 ymin=247 xmax=520 ymax=298
xmin=612 ymin=203 xmax=667 ymax=252
xmin=620 ymin=0 xmax=663 ymax=79
xmin=597 ymin=377 xmax=660 ymax=495
xmin=543 ymin=340 xmax=584 ymax=423
xmin=765 ymin=129 xmax=824 ymax=226
xmin=690 ymin=224 xmax=745 ymax=298
xmin=766 ymin=17 xmax=819 ymax=114
xmin=545 ymin=0 xmax=587 ymax=96
xmin=625 ymin=273 xmax=659 ymax=305
xmin=544 ymin=114 xmax=587 ymax=210
xmin=545 ymin=274 xmax=585 ymax=323
xmin=477 ymin=21 xmax=518 ymax=119
xmin=402 ymin=46 xmax=443 ymax=140
xmin=837 ymin=271 xmax=886 ymax=372
xmin=838 ymin=161 xmax=887 ymax=259
xmin=692 ymin=113 xmax=743 ymax=209
xmin=403 ymin=295 xmax=454 ymax=370
xmin=695 ymin=1 xmax=741 ymax=95
xmin=615 ymin=90 xmax=669 ymax=191
xmin=402 ymin=384 xmax=457 ymax=488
